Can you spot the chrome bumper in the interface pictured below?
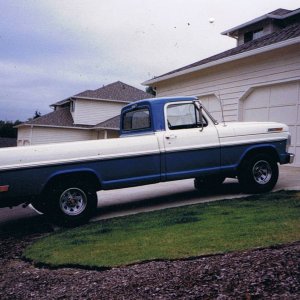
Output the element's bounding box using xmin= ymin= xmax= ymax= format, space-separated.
xmin=289 ymin=153 xmax=295 ymax=164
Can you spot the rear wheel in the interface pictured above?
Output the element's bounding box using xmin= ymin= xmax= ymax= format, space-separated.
xmin=238 ymin=153 xmax=278 ymax=193
xmin=46 ymin=181 xmax=97 ymax=226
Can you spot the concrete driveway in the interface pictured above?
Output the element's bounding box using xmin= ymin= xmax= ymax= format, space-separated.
xmin=1 ymin=166 xmax=300 ymax=226
xmin=91 ymin=165 xmax=300 ymax=222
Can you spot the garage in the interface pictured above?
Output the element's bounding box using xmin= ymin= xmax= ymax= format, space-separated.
xmin=241 ymin=81 xmax=300 ymax=166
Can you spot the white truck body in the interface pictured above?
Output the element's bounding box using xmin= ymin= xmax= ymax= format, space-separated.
xmin=0 ymin=96 xmax=294 ymax=225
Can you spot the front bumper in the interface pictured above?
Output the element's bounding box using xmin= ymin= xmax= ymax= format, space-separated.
xmin=280 ymin=153 xmax=295 ymax=164
xmin=288 ymin=153 xmax=295 ymax=164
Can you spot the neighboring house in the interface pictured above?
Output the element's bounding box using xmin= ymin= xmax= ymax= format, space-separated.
xmin=143 ymin=8 xmax=300 ymax=166
xmin=17 ymin=81 xmax=152 ymax=145
xmin=0 ymin=137 xmax=17 ymax=148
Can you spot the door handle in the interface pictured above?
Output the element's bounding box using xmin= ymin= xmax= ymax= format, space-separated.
xmin=165 ymin=134 xmax=177 ymax=140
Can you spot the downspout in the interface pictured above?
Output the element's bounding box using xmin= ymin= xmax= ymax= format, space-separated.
xmin=29 ymin=125 xmax=33 ymax=145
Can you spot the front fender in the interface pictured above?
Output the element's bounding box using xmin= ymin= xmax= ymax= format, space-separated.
xmin=238 ymin=144 xmax=280 ymax=165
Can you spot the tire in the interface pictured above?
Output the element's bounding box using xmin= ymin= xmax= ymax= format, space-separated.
xmin=238 ymin=153 xmax=278 ymax=193
xmin=194 ymin=175 xmax=226 ymax=191
xmin=46 ymin=181 xmax=97 ymax=227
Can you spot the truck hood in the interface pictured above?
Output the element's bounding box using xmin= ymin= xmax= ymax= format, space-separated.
xmin=215 ymin=121 xmax=290 ymax=147
xmin=216 ymin=121 xmax=289 ymax=137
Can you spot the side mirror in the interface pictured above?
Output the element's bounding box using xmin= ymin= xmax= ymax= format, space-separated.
xmin=193 ymin=100 xmax=204 ymax=131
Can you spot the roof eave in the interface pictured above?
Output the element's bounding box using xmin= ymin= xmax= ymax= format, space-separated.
xmin=221 ymin=15 xmax=272 ymax=36
xmin=71 ymin=96 xmax=132 ymax=104
xmin=50 ymin=96 xmax=132 ymax=108
xmin=16 ymin=124 xmax=93 ymax=130
xmin=92 ymin=127 xmax=119 ymax=131
xmin=50 ymin=98 xmax=71 ymax=107
xmin=142 ymin=36 xmax=300 ymax=86
xmin=221 ymin=9 xmax=300 ymax=36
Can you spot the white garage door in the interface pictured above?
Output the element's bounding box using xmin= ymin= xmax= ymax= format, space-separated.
xmin=199 ymin=94 xmax=222 ymax=122
xmin=242 ymin=81 xmax=300 ymax=166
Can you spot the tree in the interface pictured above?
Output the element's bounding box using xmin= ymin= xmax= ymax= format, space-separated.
xmin=0 ymin=120 xmax=22 ymax=138
xmin=33 ymin=110 xmax=41 ymax=119
xmin=27 ymin=110 xmax=42 ymax=121
xmin=146 ymin=86 xmax=156 ymax=96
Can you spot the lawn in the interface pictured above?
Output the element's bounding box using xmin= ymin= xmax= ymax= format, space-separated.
xmin=24 ymin=190 xmax=300 ymax=268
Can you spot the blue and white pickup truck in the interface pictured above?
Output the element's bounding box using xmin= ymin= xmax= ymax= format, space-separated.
xmin=0 ymin=96 xmax=295 ymax=225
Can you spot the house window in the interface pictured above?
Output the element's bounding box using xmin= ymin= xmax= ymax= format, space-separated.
xmin=253 ymin=29 xmax=264 ymax=39
xmin=70 ymin=101 xmax=75 ymax=112
xmin=123 ymin=107 xmax=151 ymax=131
xmin=244 ymin=28 xmax=263 ymax=43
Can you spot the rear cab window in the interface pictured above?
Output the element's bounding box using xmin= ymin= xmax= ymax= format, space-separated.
xmin=122 ymin=106 xmax=151 ymax=132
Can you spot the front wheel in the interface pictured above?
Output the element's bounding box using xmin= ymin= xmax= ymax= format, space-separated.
xmin=46 ymin=182 xmax=97 ymax=226
xmin=238 ymin=154 xmax=278 ymax=193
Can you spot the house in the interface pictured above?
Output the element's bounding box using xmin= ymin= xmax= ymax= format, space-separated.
xmin=17 ymin=81 xmax=152 ymax=145
xmin=143 ymin=8 xmax=300 ymax=166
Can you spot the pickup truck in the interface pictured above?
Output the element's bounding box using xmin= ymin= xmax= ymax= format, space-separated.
xmin=0 ymin=96 xmax=295 ymax=225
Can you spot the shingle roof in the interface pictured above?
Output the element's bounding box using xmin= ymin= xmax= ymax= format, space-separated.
xmin=53 ymin=81 xmax=152 ymax=106
xmin=18 ymin=107 xmax=92 ymax=129
xmin=75 ymin=81 xmax=152 ymax=101
xmin=269 ymin=8 xmax=291 ymax=16
xmin=93 ymin=115 xmax=120 ymax=130
xmin=20 ymin=108 xmax=122 ymax=131
xmin=149 ymin=22 xmax=300 ymax=81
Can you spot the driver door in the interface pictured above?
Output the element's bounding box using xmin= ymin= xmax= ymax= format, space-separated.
xmin=163 ymin=101 xmax=220 ymax=180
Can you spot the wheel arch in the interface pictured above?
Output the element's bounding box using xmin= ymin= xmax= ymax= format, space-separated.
xmin=40 ymin=168 xmax=101 ymax=195
xmin=238 ymin=145 xmax=280 ymax=171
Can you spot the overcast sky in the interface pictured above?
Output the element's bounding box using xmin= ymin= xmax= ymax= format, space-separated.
xmin=1 ymin=0 xmax=299 ymax=121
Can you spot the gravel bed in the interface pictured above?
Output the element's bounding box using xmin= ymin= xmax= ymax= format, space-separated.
xmin=0 ymin=218 xmax=299 ymax=299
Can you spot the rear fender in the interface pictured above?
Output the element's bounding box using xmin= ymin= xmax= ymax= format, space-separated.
xmin=40 ymin=168 xmax=101 ymax=194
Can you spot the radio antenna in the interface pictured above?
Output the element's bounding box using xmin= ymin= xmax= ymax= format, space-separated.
xmin=218 ymin=91 xmax=226 ymax=127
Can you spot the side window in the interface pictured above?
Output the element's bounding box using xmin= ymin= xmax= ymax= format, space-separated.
xmin=123 ymin=107 xmax=151 ymax=131
xmin=167 ymin=103 xmax=207 ymax=130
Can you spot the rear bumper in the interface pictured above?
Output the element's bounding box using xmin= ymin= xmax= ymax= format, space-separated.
xmin=289 ymin=153 xmax=295 ymax=164
xmin=280 ymin=153 xmax=295 ymax=164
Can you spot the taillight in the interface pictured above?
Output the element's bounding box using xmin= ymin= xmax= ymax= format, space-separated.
xmin=0 ymin=185 xmax=9 ymax=192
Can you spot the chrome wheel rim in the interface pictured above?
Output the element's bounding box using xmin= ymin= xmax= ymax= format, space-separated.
xmin=252 ymin=160 xmax=272 ymax=185
xmin=59 ymin=188 xmax=87 ymax=216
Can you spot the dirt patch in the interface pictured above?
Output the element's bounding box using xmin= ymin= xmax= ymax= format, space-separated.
xmin=0 ymin=218 xmax=299 ymax=299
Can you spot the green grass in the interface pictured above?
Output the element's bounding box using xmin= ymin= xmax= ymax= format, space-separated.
xmin=24 ymin=190 xmax=300 ymax=268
